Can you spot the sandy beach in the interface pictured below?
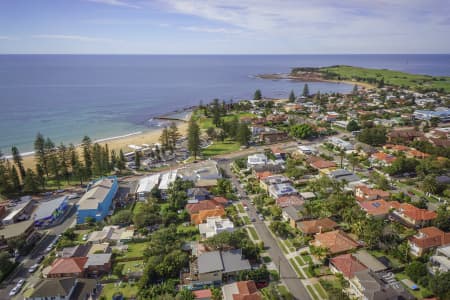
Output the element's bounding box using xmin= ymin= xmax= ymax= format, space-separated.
xmin=21 ymin=122 xmax=188 ymax=171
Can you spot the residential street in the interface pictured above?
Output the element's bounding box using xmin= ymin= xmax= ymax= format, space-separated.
xmin=220 ymin=160 xmax=311 ymax=300
xmin=0 ymin=201 xmax=78 ymax=300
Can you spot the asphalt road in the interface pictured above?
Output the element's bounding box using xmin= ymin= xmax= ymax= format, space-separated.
xmin=220 ymin=160 xmax=311 ymax=300
xmin=0 ymin=201 xmax=78 ymax=300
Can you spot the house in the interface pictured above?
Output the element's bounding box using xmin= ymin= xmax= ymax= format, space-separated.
xmin=311 ymin=230 xmax=359 ymax=255
xmin=193 ymin=289 xmax=213 ymax=300
xmin=308 ymin=156 xmax=337 ymax=172
xmin=198 ymin=216 xmax=234 ymax=238
xmin=57 ymin=244 xmax=90 ymax=258
xmin=191 ymin=207 xmax=226 ymax=225
xmin=370 ymin=152 xmax=396 ymax=166
xmin=268 ymin=183 xmax=297 ymax=199
xmin=329 ymin=137 xmax=354 ymax=151
xmin=158 ymin=170 xmax=178 ymax=198
xmin=391 ymin=203 xmax=437 ymax=228
xmin=353 ymin=250 xmax=388 ymax=273
xmin=259 ymin=131 xmax=289 ymax=144
xmin=260 ymin=175 xmax=291 ymax=191
xmin=33 ymin=196 xmax=69 ymax=227
xmin=87 ymin=243 xmax=110 ymax=255
xmin=266 ymin=114 xmax=288 ymax=124
xmin=329 ymin=254 xmax=368 ymax=279
xmin=84 ymin=253 xmax=112 ymax=276
xmin=46 ymin=257 xmax=88 ymax=278
xmin=329 ymin=169 xmax=361 ymax=184
xmin=0 ymin=220 xmax=38 ymax=251
xmin=299 ymin=192 xmax=316 ymax=201
xmin=247 ymin=154 xmax=268 ymax=168
xmin=76 ymin=176 xmax=118 ymax=224
xmin=349 ymin=270 xmax=414 ymax=300
xmin=255 ymin=171 xmax=273 ymax=181
xmin=413 ymin=108 xmax=450 ymax=122
xmin=178 ymin=160 xmax=222 ymax=187
xmin=355 ymin=185 xmax=390 ymax=202
xmin=298 ymin=145 xmax=315 ymax=155
xmin=406 ymin=149 xmax=430 ymax=159
xmin=276 ymin=195 xmax=304 ymax=209
xmin=408 ymin=227 xmax=450 ymax=257
xmin=429 ymin=244 xmax=450 ymax=274
xmin=186 ymin=199 xmax=225 ymax=215
xmin=387 ymin=129 xmax=423 ymax=143
xmin=222 ymin=280 xmax=262 ymax=300
xmin=282 ymin=206 xmax=302 ymax=228
xmin=297 ymin=218 xmax=338 ymax=235
xmin=358 ymin=200 xmax=400 ymax=219
xmin=354 ymin=142 xmax=377 ymax=157
xmin=187 ymin=188 xmax=210 ymax=203
xmin=191 ymin=249 xmax=251 ymax=285
xmin=135 ymin=174 xmax=160 ymax=201
xmin=25 ymin=277 xmax=98 ymax=300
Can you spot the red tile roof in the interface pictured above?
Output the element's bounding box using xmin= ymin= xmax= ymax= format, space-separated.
xmin=233 ymin=281 xmax=262 ymax=300
xmin=297 ymin=218 xmax=338 ymax=234
xmin=409 ymin=226 xmax=450 ymax=250
xmin=330 ymin=254 xmax=368 ymax=278
xmin=359 ymin=200 xmax=400 ymax=217
xmin=193 ymin=289 xmax=212 ymax=299
xmin=186 ymin=200 xmax=225 ymax=214
xmin=48 ymin=257 xmax=88 ymax=275
xmin=355 ymin=185 xmax=390 ymax=201
xmin=308 ymin=156 xmax=337 ymax=169
xmin=191 ymin=207 xmax=226 ymax=225
xmin=312 ymin=230 xmax=359 ymax=254
xmin=276 ymin=195 xmax=305 ymax=208
xmin=397 ymin=203 xmax=437 ymax=222
xmin=371 ymin=152 xmax=397 ymax=164
xmin=255 ymin=171 xmax=273 ymax=180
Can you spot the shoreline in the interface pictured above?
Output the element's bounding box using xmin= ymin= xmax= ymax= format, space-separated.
xmin=17 ymin=110 xmax=192 ymax=171
xmin=257 ymin=73 xmax=375 ymax=89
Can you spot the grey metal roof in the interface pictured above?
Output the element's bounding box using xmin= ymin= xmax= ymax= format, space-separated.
xmin=282 ymin=205 xmax=301 ymax=220
xmin=33 ymin=196 xmax=67 ymax=220
xmin=29 ymin=277 xmax=76 ymax=298
xmin=84 ymin=253 xmax=112 ymax=267
xmin=78 ymin=178 xmax=116 ymax=210
xmin=198 ymin=251 xmax=223 ymax=274
xmin=221 ymin=249 xmax=251 ymax=273
xmin=353 ymin=250 xmax=387 ymax=272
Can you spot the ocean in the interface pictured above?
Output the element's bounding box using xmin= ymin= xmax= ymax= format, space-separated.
xmin=0 ymin=54 xmax=449 ymax=155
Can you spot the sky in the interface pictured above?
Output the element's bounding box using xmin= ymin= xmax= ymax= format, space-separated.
xmin=0 ymin=0 xmax=449 ymax=54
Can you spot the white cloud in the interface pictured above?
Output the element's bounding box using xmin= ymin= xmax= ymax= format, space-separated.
xmin=32 ymin=34 xmax=118 ymax=43
xmin=180 ymin=26 xmax=241 ymax=34
xmin=0 ymin=36 xmax=18 ymax=40
xmin=86 ymin=0 xmax=140 ymax=9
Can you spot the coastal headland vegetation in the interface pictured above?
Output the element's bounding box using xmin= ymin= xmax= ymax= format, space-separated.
xmin=289 ymin=65 xmax=450 ymax=93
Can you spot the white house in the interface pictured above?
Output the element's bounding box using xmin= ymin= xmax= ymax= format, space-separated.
xmin=198 ymin=216 xmax=234 ymax=238
xmin=247 ymin=153 xmax=268 ymax=168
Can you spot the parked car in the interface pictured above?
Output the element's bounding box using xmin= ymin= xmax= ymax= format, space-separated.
xmin=37 ymin=256 xmax=45 ymax=263
xmin=82 ymin=234 xmax=89 ymax=241
xmin=28 ymin=264 xmax=39 ymax=273
xmin=258 ymin=214 xmax=264 ymax=221
xmin=9 ymin=287 xmax=18 ymax=296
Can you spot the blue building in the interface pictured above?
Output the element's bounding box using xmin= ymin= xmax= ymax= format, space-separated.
xmin=33 ymin=195 xmax=69 ymax=227
xmin=76 ymin=176 xmax=118 ymax=224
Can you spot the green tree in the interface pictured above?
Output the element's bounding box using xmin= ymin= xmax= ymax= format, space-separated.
xmin=253 ymin=89 xmax=262 ymax=100
xmin=10 ymin=166 xmax=21 ymax=192
xmin=421 ymin=175 xmax=438 ymax=195
xmin=110 ymin=210 xmax=132 ymax=225
xmin=23 ymin=168 xmax=39 ymax=193
xmin=288 ymin=90 xmax=296 ymax=102
xmin=134 ymin=151 xmax=141 ymax=169
xmin=302 ymin=84 xmax=309 ymax=97
xmin=118 ymin=149 xmax=126 ymax=170
xmin=160 ymin=127 xmax=170 ymax=149
xmin=11 ymin=146 xmax=26 ymax=180
xmin=289 ymin=124 xmax=316 ymax=139
xmin=434 ymin=205 xmax=450 ymax=231
xmin=82 ymin=136 xmax=92 ymax=178
xmin=211 ymin=98 xmax=222 ymax=127
xmin=429 ymin=271 xmax=450 ymax=300
xmin=168 ymin=122 xmax=181 ymax=149
xmin=36 ymin=164 xmax=46 ymax=190
xmin=34 ymin=133 xmax=47 ymax=176
xmin=176 ymin=289 xmax=194 ymax=300
xmin=236 ymin=122 xmax=251 ymax=146
xmin=187 ymin=119 xmax=201 ymax=159
xmin=346 ymin=120 xmax=360 ymax=132
xmin=405 ymin=261 xmax=427 ymax=282
xmin=352 ymin=84 xmax=358 ymax=94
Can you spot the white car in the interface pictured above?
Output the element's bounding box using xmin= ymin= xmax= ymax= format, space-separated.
xmin=17 ymin=279 xmax=25 ymax=287
xmin=82 ymin=234 xmax=88 ymax=241
xmin=28 ymin=264 xmax=39 ymax=273
xmin=9 ymin=287 xmax=18 ymax=296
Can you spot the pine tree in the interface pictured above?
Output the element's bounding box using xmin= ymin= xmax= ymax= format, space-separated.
xmin=36 ymin=164 xmax=46 ymax=190
xmin=82 ymin=136 xmax=92 ymax=178
xmin=168 ymin=122 xmax=181 ymax=149
xmin=134 ymin=151 xmax=141 ymax=169
xmin=57 ymin=143 xmax=70 ymax=183
xmin=103 ymin=144 xmax=110 ymax=173
xmin=254 ymin=89 xmax=262 ymax=100
xmin=0 ymin=151 xmax=10 ymax=195
xmin=212 ymin=99 xmax=221 ymax=127
xmin=10 ymin=166 xmax=21 ymax=193
xmin=352 ymin=84 xmax=358 ymax=94
xmin=159 ymin=127 xmax=170 ymax=149
xmin=48 ymin=154 xmax=60 ymax=189
xmin=288 ymin=90 xmax=296 ymax=102
xmin=187 ymin=118 xmax=201 ymax=159
xmin=34 ymin=133 xmax=47 ymax=176
xmin=110 ymin=150 xmax=117 ymax=170
xmin=237 ymin=122 xmax=251 ymax=146
xmin=23 ymin=169 xmax=39 ymax=194
xmin=302 ymin=84 xmax=309 ymax=97
xmin=11 ymin=146 xmax=26 ymax=180
xmin=118 ymin=149 xmax=126 ymax=170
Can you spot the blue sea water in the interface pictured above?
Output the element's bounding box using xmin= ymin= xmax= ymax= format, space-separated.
xmin=0 ymin=54 xmax=449 ymax=154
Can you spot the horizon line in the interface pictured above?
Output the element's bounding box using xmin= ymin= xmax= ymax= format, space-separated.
xmin=0 ymin=53 xmax=449 ymax=56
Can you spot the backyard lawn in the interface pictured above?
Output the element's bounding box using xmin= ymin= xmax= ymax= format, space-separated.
xmin=118 ymin=260 xmax=145 ymax=275
xmin=101 ymin=282 xmax=139 ymax=299
xmin=119 ymin=242 xmax=149 ymax=259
